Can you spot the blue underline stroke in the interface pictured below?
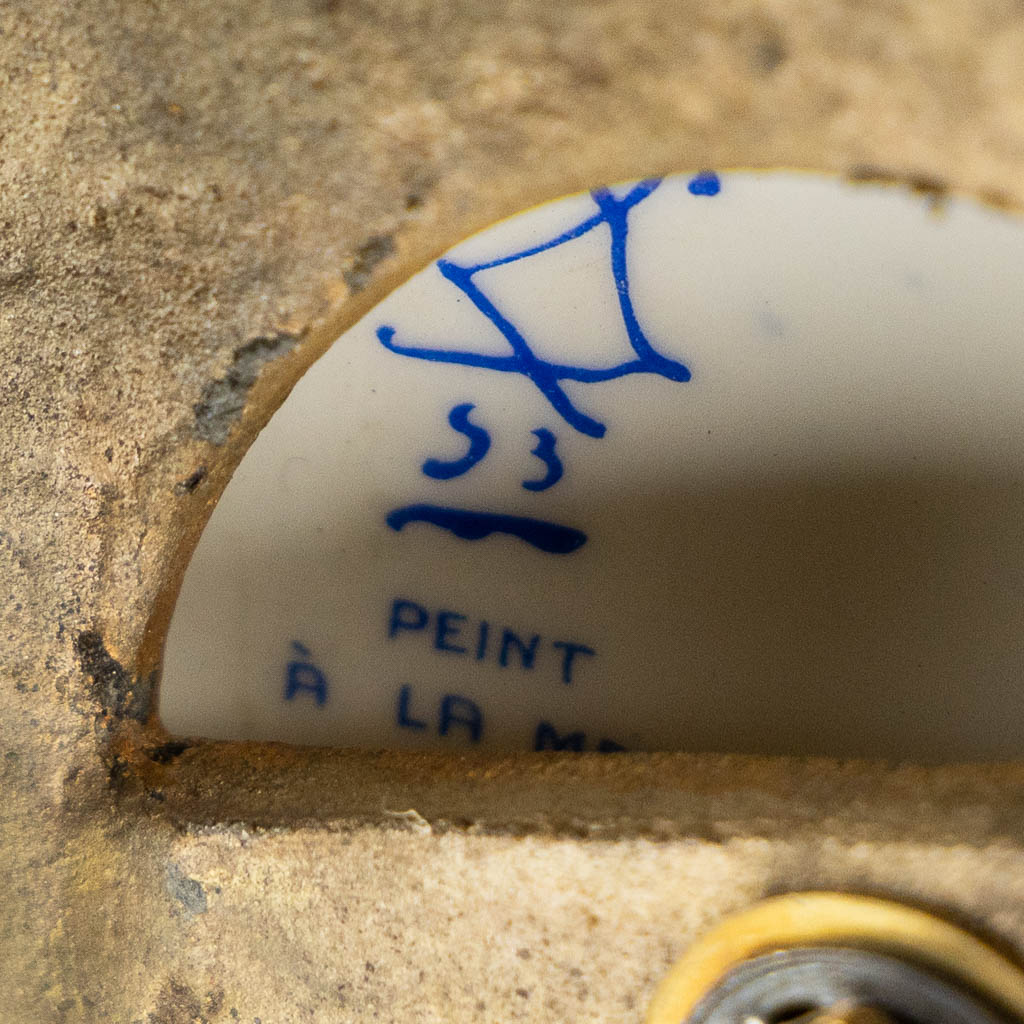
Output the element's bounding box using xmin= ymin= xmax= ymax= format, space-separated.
xmin=386 ymin=504 xmax=587 ymax=554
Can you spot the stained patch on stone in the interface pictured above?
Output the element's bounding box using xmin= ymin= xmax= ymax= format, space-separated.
xmin=147 ymin=740 xmax=193 ymax=764
xmin=752 ymin=29 xmax=787 ymax=73
xmin=193 ymin=332 xmax=297 ymax=444
xmin=73 ymin=630 xmax=152 ymax=722
xmin=847 ymin=164 xmax=950 ymax=210
xmin=166 ymin=863 xmax=208 ymax=917
xmin=343 ymin=234 xmax=395 ymax=293
xmin=147 ymin=980 xmax=222 ymax=1024
xmin=174 ymin=466 xmax=207 ymax=494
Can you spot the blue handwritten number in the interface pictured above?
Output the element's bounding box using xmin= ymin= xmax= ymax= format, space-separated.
xmin=522 ymin=428 xmax=563 ymax=492
xmin=377 ymin=179 xmax=692 ymax=439
xmin=422 ymin=403 xmax=491 ymax=480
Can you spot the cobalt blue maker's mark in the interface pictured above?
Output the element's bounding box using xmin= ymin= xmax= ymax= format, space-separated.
xmin=381 ymin=174 xmax=720 ymax=553
xmin=377 ymin=178 xmax=692 ymax=439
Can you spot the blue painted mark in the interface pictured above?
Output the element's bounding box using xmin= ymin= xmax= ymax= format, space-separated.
xmin=396 ymin=684 xmax=427 ymax=731
xmin=284 ymin=642 xmax=328 ymax=705
xmin=377 ymin=179 xmax=691 ymax=438
xmin=533 ymin=721 xmax=628 ymax=752
xmin=386 ymin=504 xmax=587 ymax=554
xmin=422 ymin=403 xmax=491 ymax=480
xmin=534 ymin=721 xmax=585 ymax=751
xmin=551 ymin=641 xmax=595 ymax=684
xmin=435 ymin=610 xmax=468 ymax=653
xmin=687 ymin=171 xmax=721 ymax=196
xmin=522 ymin=428 xmax=563 ymax=492
xmin=389 ymin=599 xmax=428 ymax=638
xmin=499 ymin=629 xmax=539 ymax=669
xmin=439 ymin=693 xmax=484 ymax=743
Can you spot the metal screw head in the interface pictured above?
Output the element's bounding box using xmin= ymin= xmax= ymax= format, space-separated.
xmin=685 ymin=947 xmax=1012 ymax=1024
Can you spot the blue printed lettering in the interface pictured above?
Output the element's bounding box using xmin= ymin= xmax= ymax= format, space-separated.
xmin=284 ymin=642 xmax=328 ymax=705
xmin=476 ymin=620 xmax=490 ymax=661
xmin=396 ymin=684 xmax=428 ymax=731
xmin=499 ymin=630 xmax=540 ymax=670
xmin=435 ymin=611 xmax=468 ymax=654
xmin=534 ymin=721 xmax=585 ymax=751
xmin=533 ymin=720 xmax=627 ymax=752
xmin=389 ymin=599 xmax=429 ymax=639
xmin=387 ymin=597 xmax=595 ymax=685
xmin=551 ymin=641 xmax=596 ymax=684
xmin=439 ymin=694 xmax=484 ymax=743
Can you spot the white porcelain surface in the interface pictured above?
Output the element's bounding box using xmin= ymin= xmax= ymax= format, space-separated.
xmin=161 ymin=171 xmax=1024 ymax=759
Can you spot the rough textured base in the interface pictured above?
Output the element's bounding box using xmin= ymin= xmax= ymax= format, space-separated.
xmin=6 ymin=1 xmax=1024 ymax=1021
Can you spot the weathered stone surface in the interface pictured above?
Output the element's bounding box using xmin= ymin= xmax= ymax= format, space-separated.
xmin=5 ymin=1 xmax=1024 ymax=1021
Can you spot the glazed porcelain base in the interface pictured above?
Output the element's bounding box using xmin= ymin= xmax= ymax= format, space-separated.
xmin=161 ymin=171 xmax=1024 ymax=759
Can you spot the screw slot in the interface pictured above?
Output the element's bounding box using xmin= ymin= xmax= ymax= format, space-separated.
xmin=759 ymin=1002 xmax=820 ymax=1023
